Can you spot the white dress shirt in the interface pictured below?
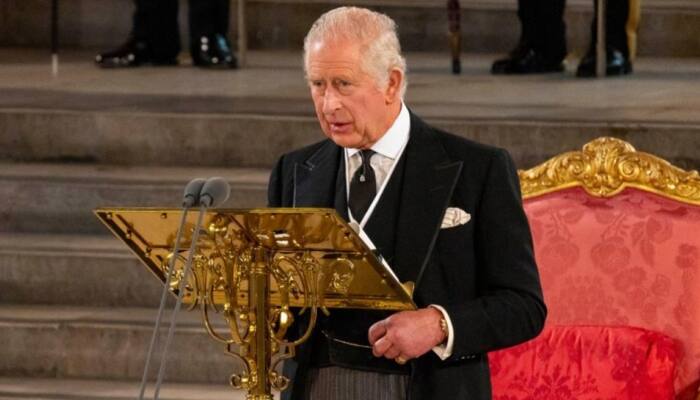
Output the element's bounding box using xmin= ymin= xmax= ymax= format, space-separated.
xmin=344 ymin=103 xmax=455 ymax=360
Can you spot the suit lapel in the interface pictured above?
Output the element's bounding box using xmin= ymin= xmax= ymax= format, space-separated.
xmin=333 ymin=157 xmax=349 ymax=220
xmin=293 ymin=141 xmax=345 ymax=216
xmin=394 ymin=114 xmax=463 ymax=289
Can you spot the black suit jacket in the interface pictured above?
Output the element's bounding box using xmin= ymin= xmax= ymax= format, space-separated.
xmin=268 ymin=112 xmax=546 ymax=400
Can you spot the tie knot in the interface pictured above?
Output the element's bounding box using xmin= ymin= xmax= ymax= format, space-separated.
xmin=359 ymin=149 xmax=375 ymax=165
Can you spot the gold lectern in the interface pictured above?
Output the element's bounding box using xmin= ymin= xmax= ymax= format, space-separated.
xmin=95 ymin=207 xmax=416 ymax=399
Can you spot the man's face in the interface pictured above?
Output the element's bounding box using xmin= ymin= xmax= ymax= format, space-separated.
xmin=306 ymin=39 xmax=401 ymax=149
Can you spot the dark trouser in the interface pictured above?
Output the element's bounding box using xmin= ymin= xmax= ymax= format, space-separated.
xmin=589 ymin=0 xmax=639 ymax=58
xmin=517 ymin=0 xmax=636 ymax=60
xmin=517 ymin=0 xmax=567 ymax=61
xmin=303 ymin=367 xmax=409 ymax=400
xmin=131 ymin=0 xmax=230 ymax=59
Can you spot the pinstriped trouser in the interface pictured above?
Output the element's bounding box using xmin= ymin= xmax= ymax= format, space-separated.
xmin=304 ymin=366 xmax=409 ymax=400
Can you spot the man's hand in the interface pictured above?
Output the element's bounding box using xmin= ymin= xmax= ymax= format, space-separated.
xmin=368 ymin=307 xmax=447 ymax=363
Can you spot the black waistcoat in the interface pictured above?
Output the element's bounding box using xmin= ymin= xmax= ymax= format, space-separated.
xmin=309 ymin=150 xmax=409 ymax=373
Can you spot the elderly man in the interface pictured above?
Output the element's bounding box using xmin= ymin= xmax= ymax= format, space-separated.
xmin=268 ymin=7 xmax=546 ymax=400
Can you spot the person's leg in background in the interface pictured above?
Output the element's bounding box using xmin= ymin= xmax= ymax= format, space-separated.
xmin=538 ymin=0 xmax=567 ymax=66
xmin=95 ymin=0 xmax=180 ymax=68
xmin=577 ymin=0 xmax=639 ymax=77
xmin=491 ymin=0 xmax=567 ymax=74
xmin=189 ymin=0 xmax=237 ymax=68
xmin=448 ymin=0 xmax=461 ymax=74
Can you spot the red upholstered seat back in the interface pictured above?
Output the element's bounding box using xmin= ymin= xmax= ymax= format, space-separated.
xmin=489 ymin=325 xmax=679 ymax=400
xmin=510 ymin=186 xmax=700 ymax=398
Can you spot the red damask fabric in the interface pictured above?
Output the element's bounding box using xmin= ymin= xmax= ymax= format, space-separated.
xmin=489 ymin=325 xmax=679 ymax=400
xmin=519 ymin=187 xmax=700 ymax=398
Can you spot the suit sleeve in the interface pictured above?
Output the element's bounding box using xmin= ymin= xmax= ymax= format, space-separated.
xmin=442 ymin=149 xmax=546 ymax=361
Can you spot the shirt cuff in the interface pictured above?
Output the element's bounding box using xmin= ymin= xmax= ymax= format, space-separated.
xmin=429 ymin=304 xmax=454 ymax=360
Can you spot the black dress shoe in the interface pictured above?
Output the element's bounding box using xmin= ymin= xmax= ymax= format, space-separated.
xmin=95 ymin=39 xmax=178 ymax=68
xmin=576 ymin=48 xmax=632 ymax=77
xmin=452 ymin=58 xmax=461 ymax=75
xmin=192 ymin=34 xmax=238 ymax=69
xmin=491 ymin=47 xmax=564 ymax=75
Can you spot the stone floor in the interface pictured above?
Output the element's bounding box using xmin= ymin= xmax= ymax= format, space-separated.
xmin=1 ymin=48 xmax=700 ymax=126
xmin=0 ymin=377 xmax=249 ymax=400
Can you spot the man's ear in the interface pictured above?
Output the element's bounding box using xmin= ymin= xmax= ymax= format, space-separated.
xmin=384 ymin=69 xmax=403 ymax=103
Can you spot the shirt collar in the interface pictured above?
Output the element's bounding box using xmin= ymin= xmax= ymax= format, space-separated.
xmin=346 ymin=103 xmax=410 ymax=160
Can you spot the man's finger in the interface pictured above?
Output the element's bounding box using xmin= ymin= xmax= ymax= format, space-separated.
xmin=383 ymin=344 xmax=401 ymax=360
xmin=368 ymin=319 xmax=388 ymax=345
xmin=372 ymin=336 xmax=392 ymax=357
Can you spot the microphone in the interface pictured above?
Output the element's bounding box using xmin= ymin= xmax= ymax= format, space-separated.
xmin=138 ymin=176 xmax=213 ymax=400
xmin=148 ymin=176 xmax=232 ymax=400
xmin=182 ymin=178 xmax=206 ymax=208
xmin=199 ymin=177 xmax=231 ymax=208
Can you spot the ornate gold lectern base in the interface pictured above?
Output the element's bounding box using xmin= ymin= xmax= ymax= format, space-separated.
xmin=95 ymin=208 xmax=415 ymax=399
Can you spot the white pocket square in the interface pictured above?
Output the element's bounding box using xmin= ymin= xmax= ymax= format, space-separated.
xmin=441 ymin=207 xmax=471 ymax=229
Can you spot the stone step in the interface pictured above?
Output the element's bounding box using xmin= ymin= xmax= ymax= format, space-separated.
xmin=1 ymin=0 xmax=698 ymax=57
xmin=2 ymin=51 xmax=700 ymax=171
xmin=0 ymin=305 xmax=245 ymax=385
xmin=0 ymin=163 xmax=269 ymax=234
xmin=0 ymin=377 xmax=248 ymax=400
xmin=0 ymin=233 xmax=167 ymax=307
xmin=0 ymin=107 xmax=320 ymax=169
xmin=3 ymin=104 xmax=700 ymax=172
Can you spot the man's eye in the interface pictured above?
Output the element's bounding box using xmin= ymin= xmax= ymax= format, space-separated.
xmin=311 ymin=81 xmax=323 ymax=87
xmin=338 ymin=80 xmax=351 ymax=87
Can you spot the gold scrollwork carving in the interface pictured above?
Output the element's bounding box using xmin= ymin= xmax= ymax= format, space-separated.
xmin=518 ymin=137 xmax=700 ymax=204
xmin=172 ymin=216 xmax=335 ymax=398
xmin=326 ymin=258 xmax=355 ymax=295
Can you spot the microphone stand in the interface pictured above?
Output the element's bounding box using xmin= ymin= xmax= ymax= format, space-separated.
xmin=137 ymin=206 xmax=193 ymax=400
xmin=137 ymin=178 xmax=206 ymax=400
xmin=140 ymin=177 xmax=229 ymax=400
xmin=152 ymin=202 xmax=209 ymax=400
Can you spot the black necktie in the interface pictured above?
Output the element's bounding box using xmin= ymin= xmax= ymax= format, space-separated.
xmin=349 ymin=150 xmax=377 ymax=221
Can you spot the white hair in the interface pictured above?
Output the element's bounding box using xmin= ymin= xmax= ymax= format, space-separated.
xmin=303 ymin=7 xmax=407 ymax=98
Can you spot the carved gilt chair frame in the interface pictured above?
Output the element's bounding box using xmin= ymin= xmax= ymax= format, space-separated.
xmin=517 ymin=137 xmax=700 ymax=400
xmin=518 ymin=137 xmax=700 ymax=206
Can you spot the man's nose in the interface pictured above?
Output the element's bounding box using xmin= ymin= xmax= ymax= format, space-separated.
xmin=322 ymin=89 xmax=341 ymax=114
